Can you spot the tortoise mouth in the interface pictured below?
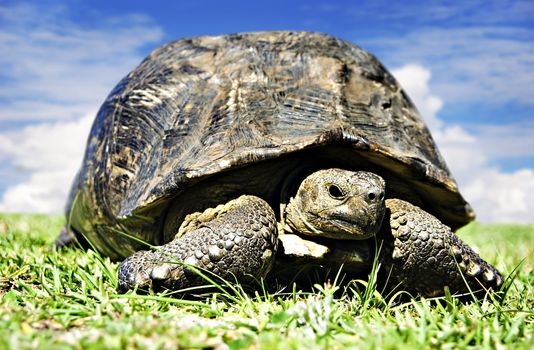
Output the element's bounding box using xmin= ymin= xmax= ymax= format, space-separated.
xmin=308 ymin=202 xmax=382 ymax=241
xmin=327 ymin=218 xmax=376 ymax=240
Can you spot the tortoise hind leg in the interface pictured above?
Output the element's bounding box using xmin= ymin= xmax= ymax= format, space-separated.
xmin=54 ymin=225 xmax=91 ymax=249
xmin=118 ymin=195 xmax=278 ymax=292
xmin=380 ymin=198 xmax=503 ymax=298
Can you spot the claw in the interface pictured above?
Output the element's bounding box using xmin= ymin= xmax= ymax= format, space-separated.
xmin=150 ymin=264 xmax=172 ymax=280
xmin=450 ymin=245 xmax=463 ymax=259
xmin=392 ymin=247 xmax=404 ymax=259
xmin=134 ymin=270 xmax=152 ymax=288
xmin=466 ymin=261 xmax=482 ymax=277
xmin=496 ymin=274 xmax=504 ymax=287
xmin=482 ymin=269 xmax=495 ymax=282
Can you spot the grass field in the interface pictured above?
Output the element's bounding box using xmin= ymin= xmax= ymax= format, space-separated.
xmin=0 ymin=213 xmax=532 ymax=349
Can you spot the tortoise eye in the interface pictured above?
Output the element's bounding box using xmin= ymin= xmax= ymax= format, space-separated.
xmin=327 ymin=184 xmax=345 ymax=199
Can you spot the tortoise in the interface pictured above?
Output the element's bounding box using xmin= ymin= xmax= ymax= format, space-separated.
xmin=57 ymin=31 xmax=503 ymax=297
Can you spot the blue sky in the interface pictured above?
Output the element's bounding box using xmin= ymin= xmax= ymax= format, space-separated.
xmin=0 ymin=0 xmax=533 ymax=222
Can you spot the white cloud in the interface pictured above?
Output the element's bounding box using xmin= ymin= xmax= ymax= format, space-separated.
xmin=393 ymin=64 xmax=534 ymax=223
xmin=464 ymin=169 xmax=534 ymax=223
xmin=366 ymin=26 xmax=534 ymax=104
xmin=0 ymin=114 xmax=93 ymax=213
xmin=0 ymin=3 xmax=164 ymax=121
xmin=471 ymin=123 xmax=534 ymax=160
xmin=0 ymin=170 xmax=77 ymax=214
xmin=0 ymin=114 xmax=94 ymax=173
xmin=0 ymin=3 xmax=163 ymax=213
xmin=390 ymin=65 xmax=443 ymax=131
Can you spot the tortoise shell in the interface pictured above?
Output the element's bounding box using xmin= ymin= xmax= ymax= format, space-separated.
xmin=66 ymin=31 xmax=474 ymax=259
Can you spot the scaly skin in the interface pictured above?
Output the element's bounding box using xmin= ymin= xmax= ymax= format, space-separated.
xmin=381 ymin=198 xmax=503 ymax=296
xmin=118 ymin=195 xmax=277 ymax=292
xmin=118 ymin=170 xmax=503 ymax=297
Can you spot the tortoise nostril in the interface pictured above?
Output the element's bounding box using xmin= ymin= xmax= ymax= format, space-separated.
xmin=368 ymin=192 xmax=376 ymax=200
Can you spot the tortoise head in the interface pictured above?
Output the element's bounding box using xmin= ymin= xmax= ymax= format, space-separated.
xmin=285 ymin=169 xmax=386 ymax=240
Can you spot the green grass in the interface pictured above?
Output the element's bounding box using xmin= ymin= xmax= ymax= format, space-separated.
xmin=0 ymin=213 xmax=532 ymax=349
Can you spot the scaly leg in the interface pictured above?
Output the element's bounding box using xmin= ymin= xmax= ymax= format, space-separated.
xmin=118 ymin=195 xmax=278 ymax=292
xmin=381 ymin=198 xmax=503 ymax=297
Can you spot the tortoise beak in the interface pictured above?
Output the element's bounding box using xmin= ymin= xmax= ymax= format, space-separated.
xmin=318 ymin=196 xmax=385 ymax=240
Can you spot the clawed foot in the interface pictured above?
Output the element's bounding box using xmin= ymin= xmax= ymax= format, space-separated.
xmin=446 ymin=237 xmax=504 ymax=290
xmin=118 ymin=239 xmax=199 ymax=292
xmin=383 ymin=199 xmax=503 ymax=297
xmin=118 ymin=195 xmax=278 ymax=292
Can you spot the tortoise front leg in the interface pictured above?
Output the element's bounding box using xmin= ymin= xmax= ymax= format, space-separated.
xmin=118 ymin=195 xmax=278 ymax=292
xmin=380 ymin=198 xmax=503 ymax=297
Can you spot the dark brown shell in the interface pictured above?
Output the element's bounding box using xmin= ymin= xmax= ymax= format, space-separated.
xmin=67 ymin=31 xmax=474 ymax=259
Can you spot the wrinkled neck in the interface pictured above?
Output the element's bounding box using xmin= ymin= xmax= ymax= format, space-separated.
xmin=284 ymin=195 xmax=320 ymax=236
